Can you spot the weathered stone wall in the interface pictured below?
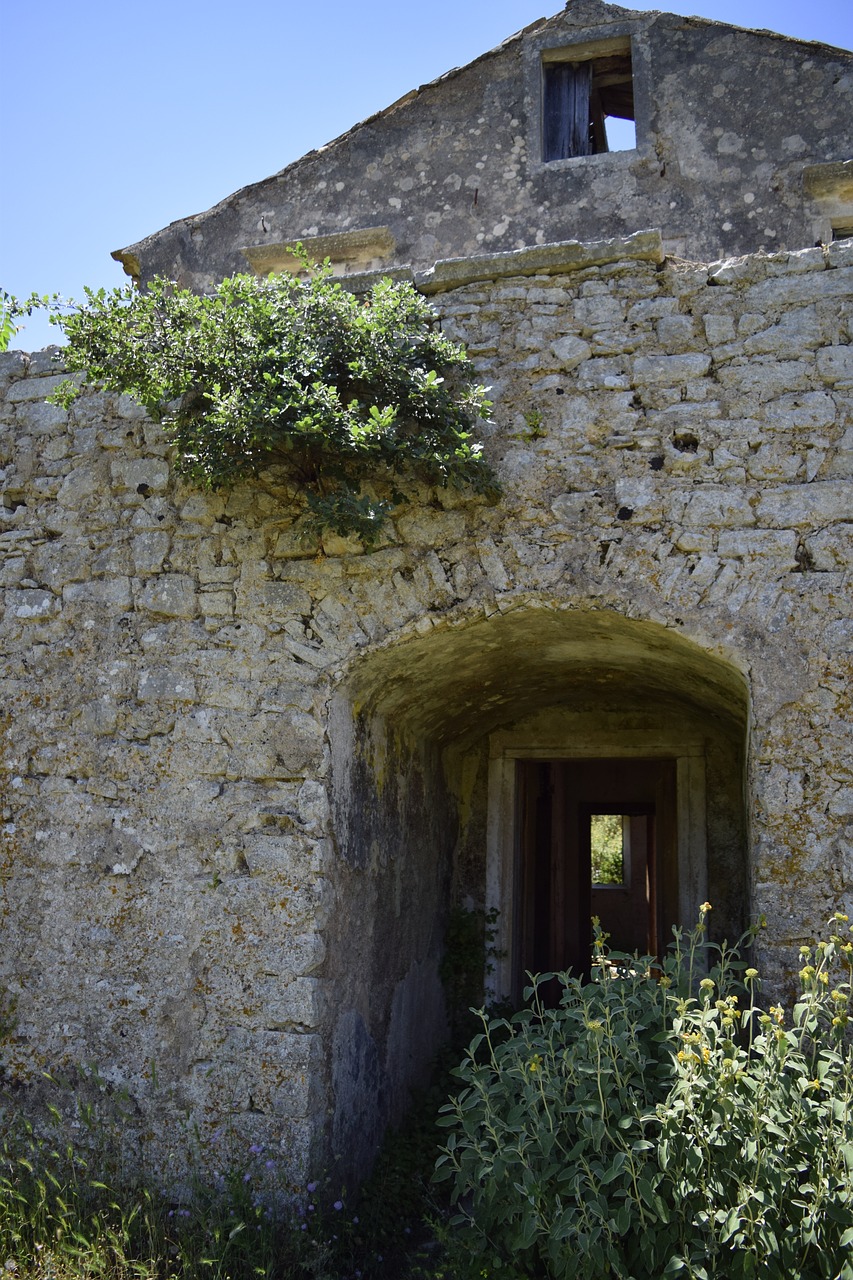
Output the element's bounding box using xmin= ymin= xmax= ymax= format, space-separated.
xmin=1 ymin=232 xmax=851 ymax=1187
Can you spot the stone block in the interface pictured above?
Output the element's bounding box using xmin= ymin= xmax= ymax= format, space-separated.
xmin=200 ymin=590 xmax=235 ymax=617
xmin=550 ymin=334 xmax=592 ymax=370
xmin=631 ymin=353 xmax=712 ymax=386
xmin=0 ymin=351 xmax=29 ymax=387
xmin=297 ymin=780 xmax=331 ymax=832
xmin=56 ymin=464 xmax=100 ymax=506
xmin=764 ymin=392 xmax=836 ymax=430
xmin=477 ymin=537 xmax=510 ymax=590
xmin=655 ymin=314 xmax=697 ymax=349
xmin=137 ymin=668 xmax=198 ymax=703
xmin=5 ymin=588 xmax=57 ymax=619
xmin=31 ymin=543 xmax=92 ymax=590
xmin=79 ymin=697 xmax=120 ymax=736
xmin=15 ymin=400 xmax=69 ymax=434
xmin=716 ymin=360 xmax=812 ymax=401
xmin=816 ymin=346 xmax=853 ymax=385
xmin=755 ymin=483 xmax=852 ymax=528
xmin=718 ymin=530 xmax=799 ymax=563
xmin=550 ymin=492 xmax=605 ymax=525
xmin=743 ymin=268 xmax=853 ymax=310
xmin=804 ymin=524 xmax=853 ymax=570
xmin=256 ymin=977 xmax=326 ymax=1029
xmin=132 ymin=532 xmax=170 ymax=575
xmin=683 ymin=488 xmax=755 ymax=528
xmin=137 ymin=574 xmax=198 ymax=619
xmin=743 ymin=308 xmax=822 ymax=358
xmin=4 ymin=374 xmax=69 ymax=403
xmin=263 ymin=581 xmax=313 ymax=618
xmin=110 ymin=458 xmax=170 ymax=494
xmin=746 ymin=445 xmax=801 ymax=482
xmin=702 ymin=314 xmax=736 ymax=345
xmin=827 ymin=239 xmax=853 ymax=269
xmin=613 ymin=477 xmax=671 ymax=523
xmin=63 ymin=578 xmax=132 ymax=609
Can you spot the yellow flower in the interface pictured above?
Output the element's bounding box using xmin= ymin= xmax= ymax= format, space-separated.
xmin=745 ymin=968 xmax=759 ymax=980
xmin=700 ymin=902 xmax=712 ymax=915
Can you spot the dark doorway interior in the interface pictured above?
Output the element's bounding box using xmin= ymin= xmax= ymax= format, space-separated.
xmin=514 ymin=758 xmax=677 ymax=998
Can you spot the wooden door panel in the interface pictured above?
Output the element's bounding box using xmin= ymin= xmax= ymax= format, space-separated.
xmin=515 ymin=758 xmax=678 ymax=999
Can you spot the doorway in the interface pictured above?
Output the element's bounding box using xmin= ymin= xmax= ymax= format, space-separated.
xmin=513 ymin=758 xmax=677 ymax=999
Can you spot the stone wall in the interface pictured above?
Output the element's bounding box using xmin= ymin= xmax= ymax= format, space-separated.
xmin=1 ymin=232 xmax=851 ymax=1187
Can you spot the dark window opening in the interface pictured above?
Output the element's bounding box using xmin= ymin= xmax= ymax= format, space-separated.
xmin=832 ymin=220 xmax=853 ymax=241
xmin=542 ymin=46 xmax=635 ymax=161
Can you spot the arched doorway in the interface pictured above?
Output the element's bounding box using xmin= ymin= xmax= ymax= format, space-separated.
xmin=330 ymin=605 xmax=750 ymax=1174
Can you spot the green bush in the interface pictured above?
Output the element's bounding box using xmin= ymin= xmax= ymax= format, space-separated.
xmin=13 ymin=262 xmax=493 ymax=545
xmin=435 ymin=910 xmax=853 ymax=1280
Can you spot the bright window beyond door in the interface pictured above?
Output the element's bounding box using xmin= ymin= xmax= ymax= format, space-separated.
xmin=514 ymin=758 xmax=676 ymax=998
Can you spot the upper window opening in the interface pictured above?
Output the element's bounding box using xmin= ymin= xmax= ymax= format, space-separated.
xmin=542 ymin=38 xmax=635 ymax=161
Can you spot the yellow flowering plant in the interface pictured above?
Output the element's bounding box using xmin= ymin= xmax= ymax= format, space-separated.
xmin=435 ymin=914 xmax=853 ymax=1280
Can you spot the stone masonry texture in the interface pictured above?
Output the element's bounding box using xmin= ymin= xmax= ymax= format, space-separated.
xmin=1 ymin=231 xmax=851 ymax=1188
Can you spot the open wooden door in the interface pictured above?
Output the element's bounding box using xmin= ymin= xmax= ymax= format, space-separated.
xmin=514 ymin=758 xmax=676 ymax=1001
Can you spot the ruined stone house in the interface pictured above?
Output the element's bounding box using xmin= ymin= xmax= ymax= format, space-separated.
xmin=1 ymin=0 xmax=852 ymax=1187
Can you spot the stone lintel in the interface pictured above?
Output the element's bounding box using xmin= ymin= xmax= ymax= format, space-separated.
xmin=241 ymin=226 xmax=397 ymax=275
xmin=803 ymin=159 xmax=853 ymax=202
xmin=414 ymin=228 xmax=664 ymax=294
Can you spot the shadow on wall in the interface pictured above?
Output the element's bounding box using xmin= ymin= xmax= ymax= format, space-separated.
xmin=326 ymin=604 xmax=750 ymax=1181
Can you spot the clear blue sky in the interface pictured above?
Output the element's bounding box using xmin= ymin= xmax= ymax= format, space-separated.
xmin=4 ymin=0 xmax=852 ymax=351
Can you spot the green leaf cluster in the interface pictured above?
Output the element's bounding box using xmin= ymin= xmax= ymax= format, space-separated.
xmin=38 ymin=261 xmax=494 ymax=544
xmin=0 ymin=293 xmax=18 ymax=353
xmin=435 ymin=912 xmax=853 ymax=1279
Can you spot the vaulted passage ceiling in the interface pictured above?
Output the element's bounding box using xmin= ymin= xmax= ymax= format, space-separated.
xmin=341 ymin=607 xmax=750 ymax=746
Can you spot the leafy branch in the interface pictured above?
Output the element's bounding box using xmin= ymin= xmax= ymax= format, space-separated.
xmin=7 ymin=260 xmax=495 ymax=545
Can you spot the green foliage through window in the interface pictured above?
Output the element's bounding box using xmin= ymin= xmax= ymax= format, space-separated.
xmin=590 ymin=813 xmax=624 ymax=885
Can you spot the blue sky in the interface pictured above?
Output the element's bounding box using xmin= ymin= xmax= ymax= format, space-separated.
xmin=4 ymin=0 xmax=852 ymax=351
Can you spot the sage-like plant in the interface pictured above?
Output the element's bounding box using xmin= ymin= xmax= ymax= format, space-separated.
xmin=436 ymin=910 xmax=853 ymax=1280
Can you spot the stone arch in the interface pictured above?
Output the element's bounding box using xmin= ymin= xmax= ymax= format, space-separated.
xmin=326 ymin=602 xmax=750 ymax=1177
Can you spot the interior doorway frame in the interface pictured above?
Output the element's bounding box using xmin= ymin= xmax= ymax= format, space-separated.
xmin=485 ymin=727 xmax=708 ymax=1003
